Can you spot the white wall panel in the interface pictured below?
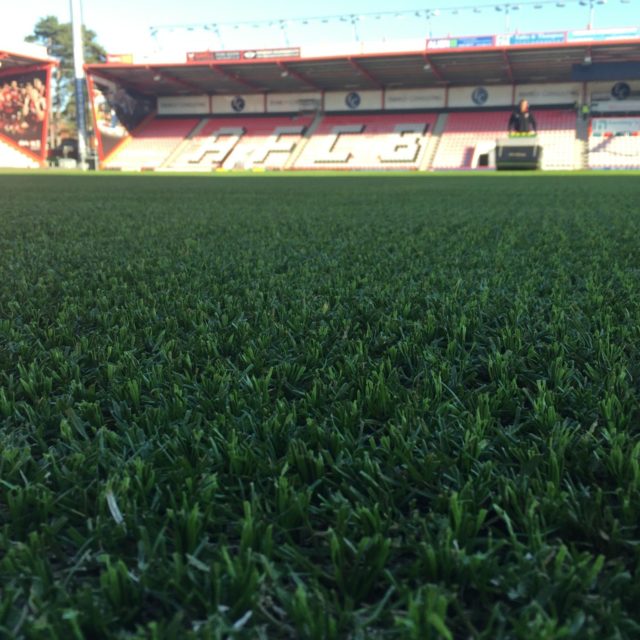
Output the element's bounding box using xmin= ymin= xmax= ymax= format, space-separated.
xmin=324 ymin=90 xmax=384 ymax=112
xmin=211 ymin=94 xmax=265 ymax=115
xmin=515 ymin=83 xmax=581 ymax=105
xmin=157 ymin=95 xmax=210 ymax=115
xmin=448 ymin=85 xmax=512 ymax=108
xmin=384 ymin=88 xmax=445 ymax=110
xmin=266 ymin=92 xmax=322 ymax=113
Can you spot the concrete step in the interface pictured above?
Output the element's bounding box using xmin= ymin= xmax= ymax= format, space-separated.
xmin=285 ymin=110 xmax=325 ymax=170
xmin=419 ymin=112 xmax=448 ymax=171
xmin=160 ymin=118 xmax=209 ymax=169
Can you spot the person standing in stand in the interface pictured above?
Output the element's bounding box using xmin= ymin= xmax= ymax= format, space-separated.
xmin=508 ymin=99 xmax=537 ymax=134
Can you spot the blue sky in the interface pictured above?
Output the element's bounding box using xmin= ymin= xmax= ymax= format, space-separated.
xmin=6 ymin=0 xmax=639 ymax=56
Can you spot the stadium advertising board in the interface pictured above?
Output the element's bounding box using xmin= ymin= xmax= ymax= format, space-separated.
xmin=503 ymin=32 xmax=566 ymax=46
xmin=591 ymin=98 xmax=640 ymax=113
xmin=515 ymin=83 xmax=581 ymax=106
xmin=568 ymin=27 xmax=640 ymax=43
xmin=187 ymin=47 xmax=301 ymax=63
xmin=449 ymin=85 xmax=512 ymax=108
xmin=592 ymin=117 xmax=640 ymax=135
xmin=427 ymin=35 xmax=494 ymax=50
xmin=157 ymin=95 xmax=210 ymax=115
xmin=0 ymin=70 xmax=48 ymax=160
xmin=325 ymin=90 xmax=383 ymax=112
xmin=211 ymin=94 xmax=265 ymax=114
xmin=428 ymin=27 xmax=640 ymax=51
xmin=89 ymin=76 xmax=155 ymax=160
xmin=106 ymin=54 xmax=134 ymax=64
xmin=384 ymin=88 xmax=445 ymax=110
xmin=266 ymin=92 xmax=322 ymax=113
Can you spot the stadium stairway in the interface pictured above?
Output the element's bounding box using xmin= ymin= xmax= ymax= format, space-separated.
xmin=419 ymin=113 xmax=448 ymax=171
xmin=283 ymin=110 xmax=325 ymax=170
xmin=104 ymin=118 xmax=200 ymax=170
xmin=158 ymin=119 xmax=210 ymax=170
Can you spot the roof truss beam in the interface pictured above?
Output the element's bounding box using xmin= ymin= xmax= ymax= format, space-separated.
xmin=210 ymin=64 xmax=262 ymax=91
xmin=348 ymin=57 xmax=384 ymax=89
xmin=423 ymin=54 xmax=446 ymax=82
xmin=0 ymin=63 xmax=52 ymax=79
xmin=502 ymin=50 xmax=514 ymax=83
xmin=87 ymin=70 xmax=153 ymax=95
xmin=147 ymin=67 xmax=205 ymax=93
xmin=277 ymin=62 xmax=322 ymax=91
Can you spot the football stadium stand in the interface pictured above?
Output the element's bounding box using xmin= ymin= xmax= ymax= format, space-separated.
xmin=104 ymin=118 xmax=200 ymax=170
xmin=293 ymin=114 xmax=438 ymax=170
xmin=107 ymin=110 xmax=580 ymax=172
xmin=588 ymin=135 xmax=640 ymax=169
xmin=79 ymin=29 xmax=640 ymax=173
xmin=166 ymin=115 xmax=315 ymax=171
xmin=588 ymin=118 xmax=640 ymax=169
xmin=432 ymin=110 xmax=578 ymax=170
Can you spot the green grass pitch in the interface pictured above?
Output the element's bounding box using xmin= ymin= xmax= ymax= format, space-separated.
xmin=1 ymin=172 xmax=640 ymax=639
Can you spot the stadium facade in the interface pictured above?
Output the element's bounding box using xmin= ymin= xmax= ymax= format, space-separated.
xmin=7 ymin=28 xmax=640 ymax=171
xmin=0 ymin=43 xmax=56 ymax=168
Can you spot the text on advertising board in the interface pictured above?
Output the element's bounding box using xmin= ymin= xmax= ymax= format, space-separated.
xmin=187 ymin=48 xmax=301 ymax=63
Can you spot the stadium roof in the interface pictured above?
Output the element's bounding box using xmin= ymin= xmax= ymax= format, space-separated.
xmin=0 ymin=44 xmax=57 ymax=71
xmin=86 ymin=39 xmax=640 ymax=96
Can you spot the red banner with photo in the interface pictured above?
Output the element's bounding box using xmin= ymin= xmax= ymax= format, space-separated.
xmin=0 ymin=69 xmax=48 ymax=160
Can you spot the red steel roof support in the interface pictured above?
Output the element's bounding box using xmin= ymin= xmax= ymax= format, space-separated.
xmin=348 ymin=57 xmax=384 ymax=89
xmin=0 ymin=63 xmax=52 ymax=80
xmin=423 ymin=54 xmax=446 ymax=82
xmin=502 ymin=49 xmax=515 ymax=83
xmin=210 ymin=64 xmax=263 ymax=91
xmin=87 ymin=69 xmax=153 ymax=95
xmin=147 ymin=68 xmax=205 ymax=93
xmin=277 ymin=62 xmax=322 ymax=91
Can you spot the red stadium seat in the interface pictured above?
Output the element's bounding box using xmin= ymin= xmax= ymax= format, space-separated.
xmin=167 ymin=115 xmax=314 ymax=171
xmin=432 ymin=110 xmax=577 ymax=170
xmin=101 ymin=110 xmax=580 ymax=172
xmin=294 ymin=113 xmax=438 ymax=170
xmin=103 ymin=118 xmax=200 ymax=170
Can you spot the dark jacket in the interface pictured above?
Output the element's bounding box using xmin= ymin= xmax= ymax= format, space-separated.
xmin=508 ymin=109 xmax=537 ymax=133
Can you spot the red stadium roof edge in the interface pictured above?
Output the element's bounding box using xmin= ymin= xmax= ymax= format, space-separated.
xmin=0 ymin=47 xmax=59 ymax=69
xmin=86 ymin=34 xmax=640 ymax=97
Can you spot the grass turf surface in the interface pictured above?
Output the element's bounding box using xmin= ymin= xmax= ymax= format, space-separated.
xmin=1 ymin=173 xmax=640 ymax=639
